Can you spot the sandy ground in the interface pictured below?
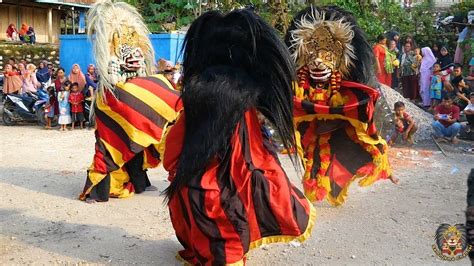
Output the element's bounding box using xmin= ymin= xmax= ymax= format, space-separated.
xmin=0 ymin=122 xmax=473 ymax=265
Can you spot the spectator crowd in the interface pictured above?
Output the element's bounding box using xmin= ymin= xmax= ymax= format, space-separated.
xmin=2 ymin=57 xmax=181 ymax=130
xmin=373 ymin=27 xmax=474 ymax=146
xmin=6 ymin=23 xmax=36 ymax=45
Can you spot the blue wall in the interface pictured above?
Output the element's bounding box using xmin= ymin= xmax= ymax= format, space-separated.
xmin=59 ymin=33 xmax=185 ymax=74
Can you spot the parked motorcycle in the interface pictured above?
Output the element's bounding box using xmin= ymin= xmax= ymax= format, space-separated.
xmin=2 ymin=80 xmax=57 ymax=126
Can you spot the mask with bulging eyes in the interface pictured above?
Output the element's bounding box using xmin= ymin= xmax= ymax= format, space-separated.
xmin=108 ymin=26 xmax=146 ymax=82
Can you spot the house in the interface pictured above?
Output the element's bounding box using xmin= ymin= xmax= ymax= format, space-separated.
xmin=0 ymin=0 xmax=94 ymax=43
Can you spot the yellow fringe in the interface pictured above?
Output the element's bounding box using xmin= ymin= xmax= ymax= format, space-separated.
xmin=176 ymin=198 xmax=317 ymax=265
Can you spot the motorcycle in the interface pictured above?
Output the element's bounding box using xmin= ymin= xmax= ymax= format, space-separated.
xmin=2 ymin=80 xmax=57 ymax=127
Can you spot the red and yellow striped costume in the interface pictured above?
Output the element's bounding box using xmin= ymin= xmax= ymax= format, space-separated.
xmin=80 ymin=74 xmax=181 ymax=200
xmin=294 ymin=81 xmax=391 ymax=206
xmin=163 ymin=109 xmax=316 ymax=265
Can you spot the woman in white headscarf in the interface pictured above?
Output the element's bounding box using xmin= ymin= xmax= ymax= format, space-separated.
xmin=419 ymin=47 xmax=437 ymax=108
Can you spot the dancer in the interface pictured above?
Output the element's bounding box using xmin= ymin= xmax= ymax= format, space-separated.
xmin=163 ymin=9 xmax=315 ymax=265
xmin=79 ymin=0 xmax=181 ymax=202
xmin=285 ymin=6 xmax=396 ymax=206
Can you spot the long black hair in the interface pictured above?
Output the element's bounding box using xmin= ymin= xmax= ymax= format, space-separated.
xmin=284 ymin=5 xmax=377 ymax=88
xmin=164 ymin=8 xmax=296 ymax=200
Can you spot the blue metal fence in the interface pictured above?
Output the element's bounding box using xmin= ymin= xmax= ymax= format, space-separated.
xmin=59 ymin=33 xmax=185 ymax=74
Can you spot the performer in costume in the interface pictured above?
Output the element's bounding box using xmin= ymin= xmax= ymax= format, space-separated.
xmin=285 ymin=6 xmax=397 ymax=207
xmin=163 ymin=9 xmax=315 ymax=265
xmin=80 ymin=0 xmax=181 ymax=202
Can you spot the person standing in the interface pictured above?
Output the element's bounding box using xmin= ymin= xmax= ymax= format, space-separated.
xmin=373 ymin=34 xmax=391 ymax=86
xmin=387 ymin=40 xmax=400 ymax=89
xmin=419 ymin=47 xmax=437 ymax=108
xmin=85 ymin=64 xmax=98 ymax=98
xmin=68 ymin=82 xmax=85 ymax=129
xmin=58 ymin=81 xmax=72 ymax=131
xmin=400 ymin=42 xmax=418 ymax=100
xmin=68 ymin=64 xmax=86 ymax=91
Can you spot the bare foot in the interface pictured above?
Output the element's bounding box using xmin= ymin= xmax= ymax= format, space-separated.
xmin=389 ymin=175 xmax=400 ymax=185
xmin=145 ymin=185 xmax=158 ymax=191
xmin=451 ymin=137 xmax=459 ymax=144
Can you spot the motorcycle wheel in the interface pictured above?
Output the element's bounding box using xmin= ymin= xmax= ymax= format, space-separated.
xmin=36 ymin=107 xmax=47 ymax=126
xmin=2 ymin=108 xmax=16 ymax=126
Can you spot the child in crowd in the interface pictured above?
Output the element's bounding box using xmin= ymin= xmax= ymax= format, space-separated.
xmin=430 ymin=63 xmax=443 ymax=110
xmin=388 ymin=101 xmax=417 ymax=145
xmin=58 ymin=81 xmax=72 ymax=131
xmin=43 ymin=86 xmax=56 ymax=129
xmin=68 ymin=82 xmax=85 ymax=129
xmin=412 ymin=47 xmax=422 ymax=75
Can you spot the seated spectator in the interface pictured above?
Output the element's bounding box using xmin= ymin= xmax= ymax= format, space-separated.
xmin=432 ymin=96 xmax=461 ymax=144
xmin=465 ymin=92 xmax=474 ymax=132
xmin=6 ymin=24 xmax=19 ymax=41
xmin=26 ymin=26 xmax=36 ymax=44
xmin=19 ymin=23 xmax=29 ymax=43
xmin=388 ymin=101 xmax=417 ymax=145
xmin=3 ymin=64 xmax=22 ymax=94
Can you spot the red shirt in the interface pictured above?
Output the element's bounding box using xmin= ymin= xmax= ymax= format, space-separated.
xmin=69 ymin=91 xmax=84 ymax=113
xmin=435 ymin=104 xmax=460 ymax=128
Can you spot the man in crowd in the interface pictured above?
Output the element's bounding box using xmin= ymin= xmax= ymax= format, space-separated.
xmin=432 ymin=96 xmax=461 ymax=144
xmin=449 ymin=64 xmax=471 ymax=110
xmin=465 ymin=92 xmax=474 ymax=132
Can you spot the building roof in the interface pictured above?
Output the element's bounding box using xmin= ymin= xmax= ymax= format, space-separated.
xmin=35 ymin=0 xmax=93 ymax=9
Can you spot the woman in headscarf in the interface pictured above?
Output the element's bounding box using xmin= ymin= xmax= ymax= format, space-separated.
xmin=437 ymin=47 xmax=454 ymax=70
xmin=387 ymin=31 xmax=401 ymax=53
xmin=432 ymin=43 xmax=441 ymax=60
xmin=3 ymin=64 xmax=22 ymax=94
xmin=68 ymin=64 xmax=86 ymax=90
xmin=19 ymin=23 xmax=29 ymax=43
xmin=85 ymin=64 xmax=98 ymax=98
xmin=419 ymin=47 xmax=437 ymax=108
xmin=6 ymin=24 xmax=18 ymax=41
xmin=21 ymin=64 xmax=39 ymax=94
xmin=36 ymin=60 xmax=51 ymax=84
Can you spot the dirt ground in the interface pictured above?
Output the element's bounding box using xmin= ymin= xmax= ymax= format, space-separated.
xmin=0 ymin=122 xmax=473 ymax=265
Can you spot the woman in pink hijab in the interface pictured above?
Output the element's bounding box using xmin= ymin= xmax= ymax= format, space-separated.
xmin=419 ymin=47 xmax=437 ymax=108
xmin=21 ymin=64 xmax=40 ymax=94
xmin=68 ymin=64 xmax=86 ymax=90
